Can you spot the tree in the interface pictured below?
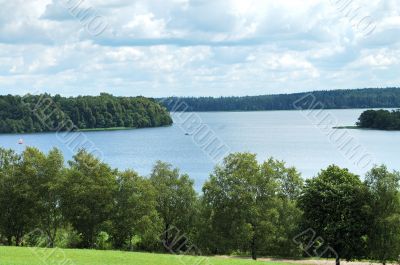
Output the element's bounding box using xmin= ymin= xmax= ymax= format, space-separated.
xmin=265 ymin=158 xmax=303 ymax=257
xmin=0 ymin=94 xmax=173 ymax=134
xmin=149 ymin=161 xmax=197 ymax=252
xmin=160 ymin=88 xmax=400 ymax=112
xmin=111 ymin=170 xmax=160 ymax=249
xmin=357 ymin=109 xmax=400 ymax=130
xmin=365 ymin=165 xmax=400 ymax=265
xmin=203 ymin=153 xmax=280 ymax=260
xmin=60 ymin=150 xmax=117 ymax=248
xmin=299 ymin=165 xmax=369 ymax=265
xmin=19 ymin=147 xmax=65 ymax=247
xmin=0 ymin=148 xmax=36 ymax=245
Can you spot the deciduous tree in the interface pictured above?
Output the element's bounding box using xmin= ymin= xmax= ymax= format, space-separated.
xmin=299 ymin=165 xmax=369 ymax=265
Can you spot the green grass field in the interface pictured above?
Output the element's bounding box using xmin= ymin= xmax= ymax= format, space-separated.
xmin=0 ymin=246 xmax=297 ymax=265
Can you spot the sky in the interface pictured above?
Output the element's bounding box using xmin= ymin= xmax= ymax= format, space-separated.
xmin=0 ymin=0 xmax=399 ymax=97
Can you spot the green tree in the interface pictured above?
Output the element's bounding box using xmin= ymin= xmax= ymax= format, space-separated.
xmin=0 ymin=148 xmax=36 ymax=245
xmin=299 ymin=165 xmax=369 ymax=265
xmin=111 ymin=170 xmax=160 ymax=249
xmin=149 ymin=161 xmax=197 ymax=252
xmin=357 ymin=109 xmax=400 ymax=130
xmin=20 ymin=147 xmax=65 ymax=247
xmin=203 ymin=153 xmax=280 ymax=260
xmin=265 ymin=158 xmax=303 ymax=257
xmin=0 ymin=94 xmax=172 ymax=134
xmin=365 ymin=165 xmax=400 ymax=264
xmin=60 ymin=150 xmax=117 ymax=248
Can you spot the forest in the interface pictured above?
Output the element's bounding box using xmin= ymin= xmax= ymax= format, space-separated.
xmin=357 ymin=109 xmax=400 ymax=130
xmin=0 ymin=93 xmax=173 ymax=134
xmin=1 ymin=147 xmax=399 ymax=265
xmin=160 ymin=87 xmax=400 ymax=111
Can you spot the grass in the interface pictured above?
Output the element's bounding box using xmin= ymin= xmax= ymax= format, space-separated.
xmin=0 ymin=246 xmax=297 ymax=265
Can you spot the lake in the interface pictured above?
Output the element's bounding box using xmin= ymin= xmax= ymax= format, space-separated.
xmin=0 ymin=109 xmax=398 ymax=190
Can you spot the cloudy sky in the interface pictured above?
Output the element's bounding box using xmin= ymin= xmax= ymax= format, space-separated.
xmin=0 ymin=0 xmax=399 ymax=97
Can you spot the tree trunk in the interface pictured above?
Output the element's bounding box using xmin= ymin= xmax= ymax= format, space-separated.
xmin=15 ymin=235 xmax=20 ymax=246
xmin=46 ymin=231 xmax=55 ymax=248
xmin=251 ymin=234 xmax=257 ymax=260
xmin=129 ymin=234 xmax=133 ymax=251
xmin=336 ymin=256 xmax=340 ymax=265
xmin=164 ymin=223 xmax=170 ymax=251
xmin=7 ymin=235 xmax=12 ymax=246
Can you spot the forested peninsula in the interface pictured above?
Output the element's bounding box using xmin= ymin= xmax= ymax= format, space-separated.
xmin=357 ymin=109 xmax=400 ymax=130
xmin=0 ymin=93 xmax=172 ymax=134
xmin=160 ymin=87 xmax=400 ymax=111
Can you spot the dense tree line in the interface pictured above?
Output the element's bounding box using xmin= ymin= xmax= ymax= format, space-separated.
xmin=1 ymin=148 xmax=399 ymax=265
xmin=0 ymin=93 xmax=172 ymax=134
xmin=160 ymin=87 xmax=400 ymax=112
xmin=357 ymin=109 xmax=400 ymax=130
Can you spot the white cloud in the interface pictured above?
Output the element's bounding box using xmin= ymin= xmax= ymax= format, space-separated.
xmin=0 ymin=0 xmax=399 ymax=96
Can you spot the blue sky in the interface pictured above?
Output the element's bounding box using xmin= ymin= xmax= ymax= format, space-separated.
xmin=0 ymin=0 xmax=399 ymax=97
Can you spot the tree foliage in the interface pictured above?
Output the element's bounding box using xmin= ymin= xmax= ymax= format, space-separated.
xmin=149 ymin=161 xmax=197 ymax=252
xmin=357 ymin=109 xmax=400 ymax=130
xmin=160 ymin=88 xmax=400 ymax=112
xmin=0 ymin=148 xmax=32 ymax=246
xmin=365 ymin=165 xmax=400 ymax=264
xmin=60 ymin=150 xmax=118 ymax=248
xmin=0 ymin=93 xmax=172 ymax=133
xmin=0 ymin=147 xmax=400 ymax=264
xmin=299 ymin=165 xmax=370 ymax=265
xmin=111 ymin=170 xmax=160 ymax=250
xmin=203 ymin=153 xmax=303 ymax=260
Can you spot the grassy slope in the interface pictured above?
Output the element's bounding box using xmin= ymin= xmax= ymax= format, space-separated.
xmin=0 ymin=246 xmax=295 ymax=265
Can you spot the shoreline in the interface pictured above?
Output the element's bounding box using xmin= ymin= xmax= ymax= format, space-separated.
xmin=0 ymin=124 xmax=173 ymax=135
xmin=332 ymin=126 xmax=360 ymax=129
xmin=333 ymin=126 xmax=400 ymax=131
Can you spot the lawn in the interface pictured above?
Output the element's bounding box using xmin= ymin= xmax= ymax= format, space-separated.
xmin=0 ymin=246 xmax=295 ymax=265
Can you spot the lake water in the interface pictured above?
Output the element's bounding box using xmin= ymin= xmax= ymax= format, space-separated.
xmin=0 ymin=109 xmax=398 ymax=190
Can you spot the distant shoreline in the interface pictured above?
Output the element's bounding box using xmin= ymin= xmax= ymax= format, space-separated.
xmin=77 ymin=127 xmax=137 ymax=132
xmin=160 ymin=87 xmax=400 ymax=112
xmin=0 ymin=124 xmax=173 ymax=135
xmin=333 ymin=125 xmax=400 ymax=131
xmin=333 ymin=126 xmax=360 ymax=129
xmin=78 ymin=125 xmax=173 ymax=132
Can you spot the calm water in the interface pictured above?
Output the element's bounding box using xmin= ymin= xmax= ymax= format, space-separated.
xmin=0 ymin=109 xmax=398 ymax=190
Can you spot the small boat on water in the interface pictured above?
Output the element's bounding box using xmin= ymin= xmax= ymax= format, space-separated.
xmin=18 ymin=138 xmax=24 ymax=145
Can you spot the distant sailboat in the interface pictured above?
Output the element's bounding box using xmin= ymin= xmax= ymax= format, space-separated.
xmin=18 ymin=138 xmax=24 ymax=145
